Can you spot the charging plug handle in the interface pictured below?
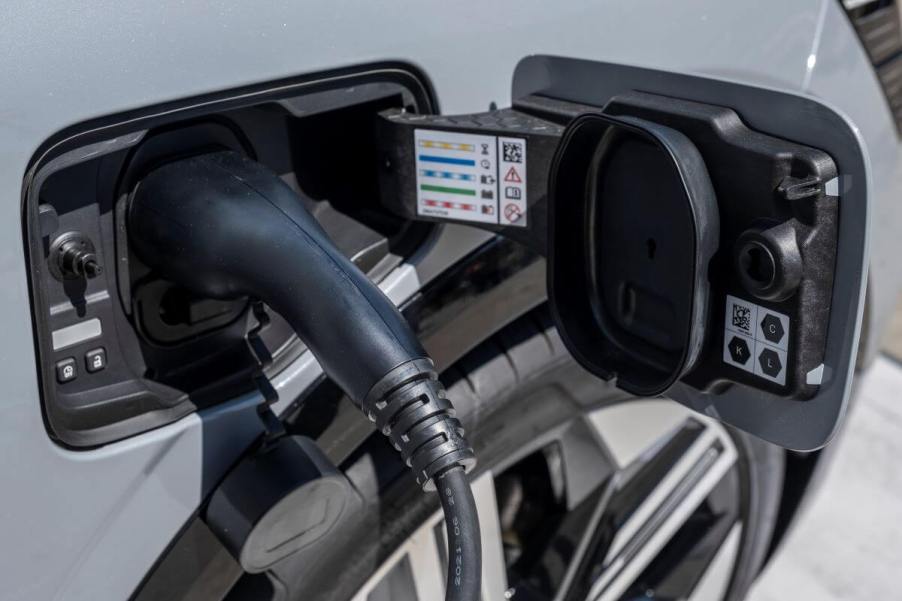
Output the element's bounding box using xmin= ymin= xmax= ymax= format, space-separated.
xmin=128 ymin=151 xmax=479 ymax=600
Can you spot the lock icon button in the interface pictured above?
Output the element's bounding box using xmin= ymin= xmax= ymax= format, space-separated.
xmin=85 ymin=348 xmax=106 ymax=373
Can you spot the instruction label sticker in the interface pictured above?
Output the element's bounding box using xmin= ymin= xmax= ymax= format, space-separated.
xmin=414 ymin=129 xmax=527 ymax=227
xmin=722 ymin=294 xmax=790 ymax=386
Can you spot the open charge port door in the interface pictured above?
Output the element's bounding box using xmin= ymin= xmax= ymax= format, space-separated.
xmin=377 ymin=59 xmax=870 ymax=451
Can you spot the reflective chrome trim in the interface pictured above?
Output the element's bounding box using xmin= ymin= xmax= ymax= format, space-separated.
xmin=269 ymin=263 xmax=421 ymax=415
xmin=588 ymin=434 xmax=737 ymax=601
xmin=269 ymin=224 xmax=493 ymax=416
xmin=472 ymin=473 xmax=510 ymax=601
xmin=688 ymin=524 xmax=743 ymax=601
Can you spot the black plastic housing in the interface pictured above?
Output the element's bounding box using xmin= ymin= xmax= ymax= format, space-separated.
xmin=600 ymin=93 xmax=838 ymax=399
xmin=548 ymin=113 xmax=719 ymax=396
xmin=376 ymin=108 xmax=563 ymax=253
xmin=205 ymin=435 xmax=362 ymax=573
xmin=376 ymin=91 xmax=840 ymax=404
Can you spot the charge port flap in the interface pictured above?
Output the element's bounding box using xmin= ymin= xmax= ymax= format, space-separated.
xmin=549 ymin=112 xmax=718 ymax=397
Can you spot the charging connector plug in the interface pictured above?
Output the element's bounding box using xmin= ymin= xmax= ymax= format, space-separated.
xmin=128 ymin=151 xmax=480 ymax=601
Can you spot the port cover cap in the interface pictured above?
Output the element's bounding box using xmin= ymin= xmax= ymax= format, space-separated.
xmin=548 ymin=112 xmax=719 ymax=396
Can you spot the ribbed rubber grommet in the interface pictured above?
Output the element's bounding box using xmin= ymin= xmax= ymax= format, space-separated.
xmin=362 ymin=359 xmax=476 ymax=490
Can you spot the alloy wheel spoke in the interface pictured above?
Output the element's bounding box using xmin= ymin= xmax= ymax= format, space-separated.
xmin=407 ymin=523 xmax=447 ymax=601
xmin=353 ymin=400 xmax=743 ymax=601
xmin=581 ymin=412 xmax=739 ymax=601
xmin=471 ymin=472 xmax=511 ymax=600
xmin=687 ymin=523 xmax=743 ymax=601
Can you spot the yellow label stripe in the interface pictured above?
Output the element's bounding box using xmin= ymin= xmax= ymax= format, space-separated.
xmin=418 ymin=140 xmax=475 ymax=152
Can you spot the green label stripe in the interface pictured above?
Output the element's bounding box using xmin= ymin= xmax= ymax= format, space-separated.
xmin=420 ymin=184 xmax=476 ymax=196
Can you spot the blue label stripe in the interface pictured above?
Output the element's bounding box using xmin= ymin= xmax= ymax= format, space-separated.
xmin=419 ymin=154 xmax=475 ymax=166
xmin=420 ymin=169 xmax=475 ymax=181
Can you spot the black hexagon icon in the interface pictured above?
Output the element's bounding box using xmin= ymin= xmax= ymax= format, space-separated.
xmin=760 ymin=314 xmax=785 ymax=344
xmin=728 ymin=336 xmax=751 ymax=365
xmin=758 ymin=348 xmax=782 ymax=377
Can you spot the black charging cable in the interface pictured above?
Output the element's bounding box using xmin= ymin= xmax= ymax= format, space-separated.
xmin=364 ymin=358 xmax=481 ymax=601
xmin=437 ymin=467 xmax=482 ymax=601
xmin=128 ymin=150 xmax=481 ymax=601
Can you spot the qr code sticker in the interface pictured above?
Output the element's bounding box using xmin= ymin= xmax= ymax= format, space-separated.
xmin=502 ymin=142 xmax=523 ymax=163
xmin=732 ymin=303 xmax=752 ymax=332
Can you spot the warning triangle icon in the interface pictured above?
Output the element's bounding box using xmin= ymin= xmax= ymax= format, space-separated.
xmin=503 ymin=166 xmax=522 ymax=183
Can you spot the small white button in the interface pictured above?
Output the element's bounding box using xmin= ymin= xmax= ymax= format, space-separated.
xmin=85 ymin=348 xmax=106 ymax=373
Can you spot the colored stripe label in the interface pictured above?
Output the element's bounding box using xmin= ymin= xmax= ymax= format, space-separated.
xmin=420 ymin=169 xmax=475 ymax=181
xmin=414 ymin=128 xmax=526 ymax=226
xmin=423 ymin=199 xmax=477 ymax=211
xmin=418 ymin=155 xmax=475 ymax=166
xmin=420 ymin=184 xmax=475 ymax=196
xmin=419 ymin=140 xmax=475 ymax=152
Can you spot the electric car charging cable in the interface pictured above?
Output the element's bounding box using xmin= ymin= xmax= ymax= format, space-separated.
xmin=365 ymin=358 xmax=482 ymax=601
xmin=127 ymin=150 xmax=480 ymax=601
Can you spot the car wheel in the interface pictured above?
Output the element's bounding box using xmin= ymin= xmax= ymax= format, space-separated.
xmin=300 ymin=308 xmax=784 ymax=601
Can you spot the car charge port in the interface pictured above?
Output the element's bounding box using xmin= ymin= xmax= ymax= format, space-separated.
xmin=25 ymin=76 xmax=434 ymax=447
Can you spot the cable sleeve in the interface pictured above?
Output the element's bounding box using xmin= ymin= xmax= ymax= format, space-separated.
xmin=436 ymin=467 xmax=482 ymax=601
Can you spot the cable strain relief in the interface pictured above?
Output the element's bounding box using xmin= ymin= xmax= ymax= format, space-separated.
xmin=362 ymin=357 xmax=436 ymax=409
xmin=362 ymin=358 xmax=476 ymax=491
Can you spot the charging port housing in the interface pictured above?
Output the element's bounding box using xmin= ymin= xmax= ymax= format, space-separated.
xmin=25 ymin=70 xmax=436 ymax=446
xmin=374 ymin=57 xmax=864 ymax=452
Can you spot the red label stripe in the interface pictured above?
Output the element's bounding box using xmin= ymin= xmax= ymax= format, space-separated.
xmin=423 ymin=199 xmax=477 ymax=211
